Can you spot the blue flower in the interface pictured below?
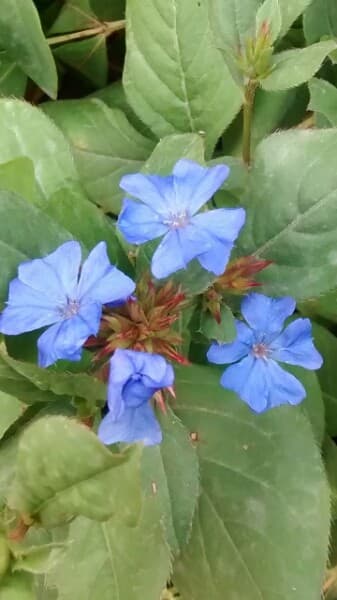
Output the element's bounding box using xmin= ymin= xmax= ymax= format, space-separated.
xmin=117 ymin=159 xmax=246 ymax=279
xmin=207 ymin=293 xmax=323 ymax=412
xmin=0 ymin=241 xmax=135 ymax=368
xmin=98 ymin=349 xmax=174 ymax=446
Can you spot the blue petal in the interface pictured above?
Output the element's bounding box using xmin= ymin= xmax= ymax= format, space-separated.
xmin=119 ymin=172 xmax=174 ymax=213
xmin=151 ymin=225 xmax=213 ymax=279
xmin=18 ymin=241 xmax=81 ymax=299
xmin=107 ymin=349 xmax=137 ymax=418
xmin=197 ymin=238 xmax=233 ymax=275
xmin=241 ymin=293 xmax=296 ymax=338
xmin=189 ymin=206 xmax=245 ymax=275
xmin=207 ymin=321 xmax=254 ymax=364
xmin=98 ymin=404 xmax=162 ymax=446
xmin=37 ymin=302 xmax=101 ymax=367
xmin=0 ymin=279 xmax=61 ymax=334
xmin=191 ymin=207 xmax=246 ymax=243
xmin=117 ymin=198 xmax=168 ymax=244
xmin=264 ymin=360 xmax=306 ymax=408
xmin=270 ymin=318 xmax=323 ymax=370
xmin=173 ymin=160 xmax=230 ymax=214
xmin=77 ymin=242 xmax=135 ymax=305
xmin=123 ymin=380 xmax=155 ymax=408
xmin=151 ymin=230 xmax=186 ymax=279
xmin=220 ymin=355 xmax=269 ymax=413
xmin=125 ymin=350 xmax=175 ymax=388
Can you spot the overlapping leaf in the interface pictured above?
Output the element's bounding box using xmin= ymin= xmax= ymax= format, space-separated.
xmin=43 ymin=98 xmax=154 ymax=212
xmin=172 ymin=365 xmax=330 ymax=599
xmin=238 ymin=129 xmax=337 ymax=299
xmin=9 ymin=416 xmax=142 ymax=526
xmin=123 ymin=0 xmax=242 ymax=156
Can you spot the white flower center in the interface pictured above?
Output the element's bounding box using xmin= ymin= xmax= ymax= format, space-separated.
xmin=60 ymin=299 xmax=81 ymax=319
xmin=163 ymin=210 xmax=189 ymax=229
xmin=251 ymin=342 xmax=270 ymax=359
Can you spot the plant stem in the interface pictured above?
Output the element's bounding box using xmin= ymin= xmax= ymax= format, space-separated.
xmin=242 ymin=80 xmax=257 ymax=166
xmin=47 ymin=20 xmax=125 ymax=46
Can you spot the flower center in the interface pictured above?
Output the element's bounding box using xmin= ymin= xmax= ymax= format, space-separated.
xmin=60 ymin=298 xmax=81 ymax=319
xmin=251 ymin=342 xmax=270 ymax=359
xmin=163 ymin=210 xmax=189 ymax=229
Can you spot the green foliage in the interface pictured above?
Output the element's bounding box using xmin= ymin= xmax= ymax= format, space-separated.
xmin=9 ymin=416 xmax=142 ymax=526
xmin=43 ymin=98 xmax=154 ymax=212
xmin=0 ymin=99 xmax=78 ymax=200
xmin=143 ymin=407 xmax=199 ymax=554
xmin=261 ymin=41 xmax=336 ymax=91
xmin=0 ymin=52 xmax=26 ymax=97
xmin=238 ymin=129 xmax=337 ymax=299
xmin=173 ymin=364 xmax=330 ymax=599
xmin=0 ymin=0 xmax=57 ymax=98
xmin=123 ymin=0 xmax=242 ymax=156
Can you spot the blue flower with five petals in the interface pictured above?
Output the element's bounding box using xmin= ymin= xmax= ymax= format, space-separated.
xmin=0 ymin=241 xmax=135 ymax=368
xmin=117 ymin=159 xmax=246 ymax=279
xmin=207 ymin=293 xmax=323 ymax=412
xmin=98 ymin=349 xmax=174 ymax=446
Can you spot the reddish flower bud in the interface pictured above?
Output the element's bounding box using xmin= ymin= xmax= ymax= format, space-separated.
xmin=89 ymin=276 xmax=189 ymax=366
xmin=215 ymin=256 xmax=272 ymax=293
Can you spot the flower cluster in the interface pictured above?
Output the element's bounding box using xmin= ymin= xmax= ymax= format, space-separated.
xmin=0 ymin=160 xmax=323 ymax=447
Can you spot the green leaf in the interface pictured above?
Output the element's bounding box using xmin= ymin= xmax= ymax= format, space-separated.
xmin=53 ymin=37 xmax=108 ymax=88
xmin=0 ymin=52 xmax=26 ymax=97
xmin=48 ymin=511 xmax=170 ymax=600
xmin=0 ymin=348 xmax=106 ymax=406
xmin=48 ymin=0 xmax=94 ymax=31
xmin=0 ymin=0 xmax=57 ymax=98
xmin=300 ymin=288 xmax=337 ymax=323
xmin=89 ymin=80 xmax=152 ymax=137
xmin=0 ymin=400 xmax=76 ymax=509
xmin=123 ymin=0 xmax=242 ymax=157
xmin=12 ymin=544 xmax=65 ymax=575
xmin=312 ymin=324 xmax=337 ymax=437
xmin=0 ymin=158 xmax=38 ymax=204
xmin=238 ymin=129 xmax=337 ymax=299
xmin=172 ymin=364 xmax=330 ymax=599
xmin=142 ymin=407 xmax=199 ymax=554
xmin=323 ymin=437 xmax=337 ymax=570
xmin=91 ymin=0 xmax=125 ymax=19
xmin=0 ymin=190 xmax=73 ymax=303
xmin=261 ymin=41 xmax=336 ymax=91
xmin=209 ymin=0 xmax=313 ymax=48
xmin=9 ymin=416 xmax=142 ymax=526
xmin=304 ymin=0 xmax=337 ymax=44
xmin=256 ymin=0 xmax=282 ymax=43
xmin=323 ymin=437 xmax=337 ymax=514
xmin=143 ymin=133 xmax=205 ymax=174
xmin=41 ymin=186 xmax=131 ymax=272
xmin=35 ymin=578 xmax=58 ymax=600
xmin=199 ymin=305 xmax=236 ymax=343
xmin=288 ymin=365 xmax=325 ymax=445
xmin=308 ymin=77 xmax=337 ymax=127
xmin=42 ymin=98 xmax=154 ymax=212
xmin=0 ymin=99 xmax=79 ymax=200
xmin=0 ymin=354 xmax=72 ymax=406
xmin=0 ymin=392 xmax=24 ymax=440
xmin=0 ymin=572 xmax=35 ymax=600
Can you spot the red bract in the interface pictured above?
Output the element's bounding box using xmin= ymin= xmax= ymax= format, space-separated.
xmin=204 ymin=256 xmax=272 ymax=322
xmin=86 ymin=277 xmax=189 ymax=366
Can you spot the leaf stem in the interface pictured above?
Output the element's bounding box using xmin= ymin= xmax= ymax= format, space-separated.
xmin=242 ymin=80 xmax=257 ymax=166
xmin=47 ymin=20 xmax=125 ymax=46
